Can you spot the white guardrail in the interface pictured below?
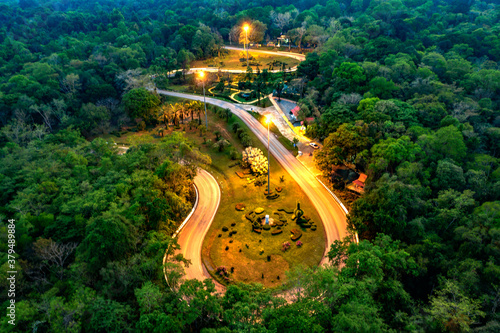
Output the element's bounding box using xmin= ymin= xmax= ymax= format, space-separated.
xmin=172 ymin=184 xmax=199 ymax=239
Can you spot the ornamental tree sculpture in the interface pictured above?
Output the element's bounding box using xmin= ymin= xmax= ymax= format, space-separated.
xmin=242 ymin=147 xmax=268 ymax=175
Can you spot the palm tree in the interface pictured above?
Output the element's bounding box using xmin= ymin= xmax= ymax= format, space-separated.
xmin=181 ymin=102 xmax=190 ymax=124
xmin=189 ymin=101 xmax=203 ymax=123
xmin=255 ymin=80 xmax=265 ymax=105
xmin=168 ymin=103 xmax=179 ymax=126
xmin=224 ymin=108 xmax=232 ymax=122
xmin=188 ymin=101 xmax=196 ymax=121
xmin=194 ymin=103 xmax=204 ymax=125
xmin=273 ymin=79 xmax=284 ymax=101
xmin=157 ymin=105 xmax=169 ymax=126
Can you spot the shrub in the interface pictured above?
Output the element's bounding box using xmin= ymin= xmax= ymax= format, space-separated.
xmin=254 ymin=229 xmax=262 ymax=234
xmin=290 ymin=228 xmax=302 ymax=241
xmin=278 ymin=208 xmax=294 ymax=214
xmin=235 ymin=203 xmax=246 ymax=211
xmin=222 ymin=226 xmax=228 ymax=232
xmin=216 ymin=266 xmax=229 ymax=277
xmin=230 ymin=149 xmax=240 ymax=160
xmin=263 ymin=225 xmax=271 ymax=230
xmin=281 ymin=241 xmax=291 ymax=252
xmin=137 ymin=121 xmax=146 ymax=131
xmin=254 ymin=207 xmax=265 ymax=214
xmin=296 ymin=241 xmax=303 ymax=247
xmin=254 ymin=176 xmax=267 ymax=187
xmin=272 ymin=229 xmax=282 ymax=235
xmin=240 ymin=134 xmax=253 ymax=147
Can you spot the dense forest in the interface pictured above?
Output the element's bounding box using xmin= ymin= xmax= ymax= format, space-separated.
xmin=1 ymin=0 xmax=499 ymax=331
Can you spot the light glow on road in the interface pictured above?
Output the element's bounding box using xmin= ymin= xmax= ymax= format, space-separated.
xmin=265 ymin=114 xmax=272 ymax=125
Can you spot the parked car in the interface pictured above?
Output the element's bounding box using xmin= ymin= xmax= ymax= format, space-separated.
xmin=309 ymin=142 xmax=319 ymax=149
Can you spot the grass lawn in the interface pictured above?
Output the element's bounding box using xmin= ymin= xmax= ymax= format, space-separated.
xmin=191 ymin=50 xmax=300 ymax=71
xmin=101 ymin=101 xmax=326 ymax=289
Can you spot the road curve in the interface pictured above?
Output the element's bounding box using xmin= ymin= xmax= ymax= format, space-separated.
xmin=174 ymin=169 xmax=225 ymax=292
xmin=158 ymin=89 xmax=348 ymax=266
xmin=224 ymin=46 xmax=306 ymax=62
xmin=167 ymin=46 xmax=305 ymax=77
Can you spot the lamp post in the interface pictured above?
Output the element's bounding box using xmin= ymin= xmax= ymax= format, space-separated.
xmin=243 ymin=24 xmax=249 ymax=68
xmin=198 ymin=71 xmax=208 ymax=128
xmin=265 ymin=115 xmax=271 ymax=194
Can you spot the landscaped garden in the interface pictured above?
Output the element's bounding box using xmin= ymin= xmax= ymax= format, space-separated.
xmin=100 ymin=96 xmax=326 ymax=288
xmin=190 ymin=49 xmax=300 ymax=71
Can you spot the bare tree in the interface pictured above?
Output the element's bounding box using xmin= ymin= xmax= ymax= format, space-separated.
xmin=60 ymin=73 xmax=81 ymax=94
xmin=338 ymin=93 xmax=363 ymax=105
xmin=271 ymin=11 xmax=291 ymax=32
xmin=116 ymin=69 xmax=152 ymax=92
xmin=289 ymin=23 xmax=307 ymax=52
xmin=229 ymin=25 xmax=240 ymax=45
xmin=51 ymin=98 xmax=67 ymax=123
xmin=30 ymin=105 xmax=54 ymax=132
xmin=452 ymin=101 xmax=479 ymax=122
xmin=33 ymin=238 xmax=78 ymax=280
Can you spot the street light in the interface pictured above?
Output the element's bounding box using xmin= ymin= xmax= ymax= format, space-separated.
xmin=243 ymin=24 xmax=250 ymax=68
xmin=265 ymin=114 xmax=271 ymax=195
xmin=198 ymin=71 xmax=208 ymax=128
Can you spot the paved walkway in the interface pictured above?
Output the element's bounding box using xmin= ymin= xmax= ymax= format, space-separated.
xmin=238 ymin=104 xmax=297 ymax=142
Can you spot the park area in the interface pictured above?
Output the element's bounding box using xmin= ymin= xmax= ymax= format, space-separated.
xmin=190 ymin=49 xmax=301 ymax=71
xmin=100 ymin=96 xmax=326 ymax=288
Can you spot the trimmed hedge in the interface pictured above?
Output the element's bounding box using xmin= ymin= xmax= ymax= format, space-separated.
xmin=266 ymin=193 xmax=279 ymax=200
xmin=290 ymin=228 xmax=302 ymax=241
xmin=278 ymin=208 xmax=294 ymax=214
xmin=235 ymin=203 xmax=246 ymax=211
xmin=254 ymin=207 xmax=265 ymax=214
xmin=271 ymin=229 xmax=282 ymax=235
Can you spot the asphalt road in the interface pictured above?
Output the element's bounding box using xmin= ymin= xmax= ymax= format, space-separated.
xmin=224 ymin=46 xmax=306 ymax=62
xmin=174 ymin=168 xmax=225 ymax=292
xmin=159 ymin=89 xmax=348 ymax=268
xmin=167 ymin=46 xmax=305 ymax=76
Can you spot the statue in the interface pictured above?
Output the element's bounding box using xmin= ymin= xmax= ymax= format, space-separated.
xmin=293 ymin=202 xmax=304 ymax=221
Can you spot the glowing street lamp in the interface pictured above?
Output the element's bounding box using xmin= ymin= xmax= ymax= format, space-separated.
xmin=198 ymin=71 xmax=208 ymax=128
xmin=265 ymin=114 xmax=272 ymax=195
xmin=243 ymin=24 xmax=250 ymax=68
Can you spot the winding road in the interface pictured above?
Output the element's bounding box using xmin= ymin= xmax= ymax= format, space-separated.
xmin=173 ymin=169 xmax=225 ymax=291
xmin=165 ymin=47 xmax=348 ymax=289
xmin=168 ymin=46 xmax=306 ymax=77
xmin=162 ymin=89 xmax=348 ymax=284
